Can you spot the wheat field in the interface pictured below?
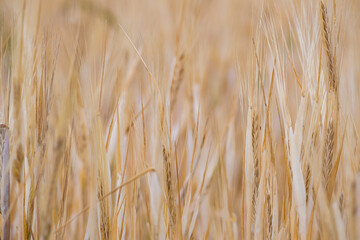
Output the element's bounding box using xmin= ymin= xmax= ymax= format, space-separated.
xmin=0 ymin=0 xmax=359 ymax=239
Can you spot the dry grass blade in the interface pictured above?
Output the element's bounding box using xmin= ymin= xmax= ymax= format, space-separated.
xmin=54 ymin=167 xmax=155 ymax=233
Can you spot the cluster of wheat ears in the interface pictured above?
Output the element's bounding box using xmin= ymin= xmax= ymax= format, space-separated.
xmin=0 ymin=0 xmax=359 ymax=239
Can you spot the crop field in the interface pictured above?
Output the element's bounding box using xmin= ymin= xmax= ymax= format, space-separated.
xmin=0 ymin=0 xmax=359 ymax=239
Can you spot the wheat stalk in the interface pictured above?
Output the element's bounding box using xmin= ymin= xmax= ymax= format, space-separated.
xmin=251 ymin=108 xmax=260 ymax=222
xmin=0 ymin=124 xmax=10 ymax=240
xmin=163 ymin=144 xmax=176 ymax=238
